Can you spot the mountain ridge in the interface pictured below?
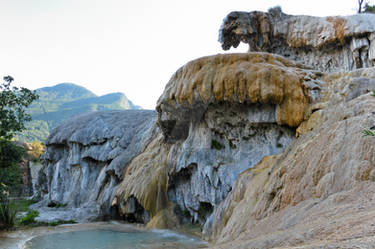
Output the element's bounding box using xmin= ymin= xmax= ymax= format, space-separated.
xmin=16 ymin=83 xmax=140 ymax=142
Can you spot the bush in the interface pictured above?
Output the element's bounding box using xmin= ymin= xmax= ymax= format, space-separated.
xmin=0 ymin=139 xmax=23 ymax=198
xmin=19 ymin=210 xmax=39 ymax=226
xmin=0 ymin=198 xmax=17 ymax=230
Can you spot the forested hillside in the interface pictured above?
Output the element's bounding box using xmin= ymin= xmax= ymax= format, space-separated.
xmin=15 ymin=83 xmax=140 ymax=142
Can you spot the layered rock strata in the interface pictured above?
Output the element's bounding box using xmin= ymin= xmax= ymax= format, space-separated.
xmin=219 ymin=7 xmax=375 ymax=72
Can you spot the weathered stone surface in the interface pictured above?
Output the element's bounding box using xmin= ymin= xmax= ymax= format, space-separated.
xmin=113 ymin=133 xmax=170 ymax=225
xmin=33 ymin=110 xmax=157 ymax=222
xmin=205 ymin=68 xmax=375 ymax=248
xmin=154 ymin=52 xmax=323 ymax=228
xmin=157 ymin=52 xmax=320 ymax=138
xmin=219 ymin=8 xmax=375 ymax=72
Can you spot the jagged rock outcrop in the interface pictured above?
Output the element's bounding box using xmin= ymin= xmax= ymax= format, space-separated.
xmin=154 ymin=52 xmax=323 ymax=228
xmin=205 ymin=67 xmax=375 ymax=248
xmin=33 ymin=110 xmax=157 ymax=222
xmin=219 ymin=7 xmax=375 ymax=72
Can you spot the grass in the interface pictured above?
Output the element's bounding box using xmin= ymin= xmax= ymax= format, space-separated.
xmin=1 ymin=197 xmax=76 ymax=230
xmin=9 ymin=198 xmax=38 ymax=212
xmin=17 ymin=210 xmax=77 ymax=227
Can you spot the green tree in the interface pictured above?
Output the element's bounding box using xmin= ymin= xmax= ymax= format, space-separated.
xmin=0 ymin=76 xmax=39 ymax=229
xmin=364 ymin=2 xmax=375 ymax=13
xmin=0 ymin=139 xmax=23 ymax=199
xmin=357 ymin=0 xmax=375 ymax=13
xmin=0 ymin=76 xmax=39 ymax=140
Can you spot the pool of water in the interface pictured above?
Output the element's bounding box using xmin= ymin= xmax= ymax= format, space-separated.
xmin=21 ymin=225 xmax=206 ymax=249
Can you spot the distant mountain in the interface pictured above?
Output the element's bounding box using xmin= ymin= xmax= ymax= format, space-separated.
xmin=15 ymin=83 xmax=140 ymax=142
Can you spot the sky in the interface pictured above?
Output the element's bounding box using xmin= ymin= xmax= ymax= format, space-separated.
xmin=0 ymin=0 xmax=373 ymax=109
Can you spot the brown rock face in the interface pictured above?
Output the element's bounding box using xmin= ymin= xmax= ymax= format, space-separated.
xmin=113 ymin=133 xmax=173 ymax=226
xmin=157 ymin=52 xmax=320 ymax=141
xmin=206 ymin=68 xmax=375 ymax=248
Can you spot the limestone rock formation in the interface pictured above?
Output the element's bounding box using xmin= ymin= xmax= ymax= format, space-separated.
xmin=205 ymin=67 xmax=375 ymax=248
xmin=154 ymin=52 xmax=323 ymax=228
xmin=33 ymin=110 xmax=157 ymax=222
xmin=33 ymin=9 xmax=375 ymax=249
xmin=219 ymin=7 xmax=375 ymax=72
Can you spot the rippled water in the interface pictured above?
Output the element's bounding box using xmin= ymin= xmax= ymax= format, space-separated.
xmin=22 ymin=227 xmax=205 ymax=249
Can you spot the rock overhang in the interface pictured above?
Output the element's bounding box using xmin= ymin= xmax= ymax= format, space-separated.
xmin=156 ymin=52 xmax=322 ymax=142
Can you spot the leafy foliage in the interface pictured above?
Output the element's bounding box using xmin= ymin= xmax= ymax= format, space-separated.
xmin=0 ymin=139 xmax=24 ymax=199
xmin=18 ymin=210 xmax=39 ymax=226
xmin=363 ymin=127 xmax=375 ymax=136
xmin=364 ymin=2 xmax=375 ymax=13
xmin=0 ymin=76 xmax=39 ymax=140
xmin=0 ymin=76 xmax=38 ymax=230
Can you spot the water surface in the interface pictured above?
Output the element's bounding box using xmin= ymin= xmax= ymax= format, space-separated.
xmin=21 ymin=223 xmax=206 ymax=249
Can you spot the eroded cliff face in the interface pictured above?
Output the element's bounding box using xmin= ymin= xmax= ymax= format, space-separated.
xmin=206 ymin=68 xmax=375 ymax=248
xmin=34 ymin=110 xmax=157 ymax=222
xmin=152 ymin=52 xmax=323 ymax=228
xmin=97 ymin=52 xmax=322 ymax=230
xmin=219 ymin=7 xmax=375 ymax=72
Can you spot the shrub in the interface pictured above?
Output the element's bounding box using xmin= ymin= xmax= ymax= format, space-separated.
xmin=0 ymin=139 xmax=23 ymax=198
xmin=19 ymin=210 xmax=39 ymax=226
xmin=0 ymin=198 xmax=17 ymax=230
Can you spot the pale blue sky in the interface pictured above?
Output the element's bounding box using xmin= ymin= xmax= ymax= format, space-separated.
xmin=0 ymin=0 xmax=372 ymax=109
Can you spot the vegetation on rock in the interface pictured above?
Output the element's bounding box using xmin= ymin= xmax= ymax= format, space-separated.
xmin=18 ymin=210 xmax=39 ymax=226
xmin=211 ymin=139 xmax=224 ymax=150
